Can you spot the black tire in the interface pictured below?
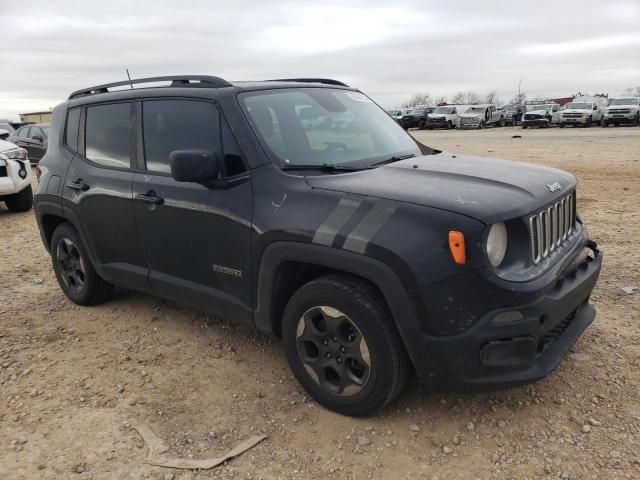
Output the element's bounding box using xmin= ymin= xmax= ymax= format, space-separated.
xmin=282 ymin=274 xmax=410 ymax=416
xmin=418 ymin=120 xmax=426 ymax=130
xmin=498 ymin=116 xmax=505 ymax=127
xmin=522 ymin=125 xmax=528 ymax=129
xmin=478 ymin=121 xmax=486 ymax=129
xmin=559 ymin=123 xmax=565 ymax=128
xmin=51 ymin=223 xmax=113 ymax=306
xmin=447 ymin=121 xmax=452 ymax=129
xmin=4 ymin=185 xmax=33 ymax=212
xmin=634 ymin=113 xmax=640 ymax=126
xmin=586 ymin=116 xmax=592 ymax=127
xmin=601 ymin=119 xmax=608 ymax=127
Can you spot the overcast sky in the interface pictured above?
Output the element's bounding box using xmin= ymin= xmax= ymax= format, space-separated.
xmin=1 ymin=0 xmax=639 ymax=119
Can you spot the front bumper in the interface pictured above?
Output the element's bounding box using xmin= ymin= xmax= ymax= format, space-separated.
xmin=406 ymin=240 xmax=602 ymax=392
xmin=522 ymin=118 xmax=550 ymax=127
xmin=604 ymin=114 xmax=636 ymax=125
xmin=0 ymin=159 xmax=31 ymax=196
xmin=559 ymin=117 xmax=589 ymax=125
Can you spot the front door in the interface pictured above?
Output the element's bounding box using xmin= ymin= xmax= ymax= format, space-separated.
xmin=132 ymin=99 xmax=253 ymax=323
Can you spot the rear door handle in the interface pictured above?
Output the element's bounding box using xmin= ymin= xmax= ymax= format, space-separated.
xmin=67 ymin=179 xmax=90 ymax=191
xmin=135 ymin=191 xmax=164 ymax=205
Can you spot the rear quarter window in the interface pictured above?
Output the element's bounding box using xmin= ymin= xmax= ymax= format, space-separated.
xmin=65 ymin=108 xmax=81 ymax=152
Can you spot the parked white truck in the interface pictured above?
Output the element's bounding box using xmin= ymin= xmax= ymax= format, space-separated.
xmin=458 ymin=104 xmax=506 ymax=129
xmin=0 ymin=137 xmax=33 ymax=212
xmin=521 ymin=102 xmax=561 ymax=128
xmin=559 ymin=95 xmax=607 ymax=127
xmin=602 ymin=97 xmax=640 ymax=127
xmin=425 ymin=105 xmax=469 ymax=129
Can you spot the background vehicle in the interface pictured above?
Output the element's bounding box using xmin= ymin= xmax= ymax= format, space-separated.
xmin=602 ymin=97 xmax=640 ymax=127
xmin=400 ymin=107 xmax=435 ymax=130
xmin=500 ymin=105 xmax=525 ymax=125
xmin=0 ymin=121 xmax=16 ymax=138
xmin=458 ymin=104 xmax=505 ymax=129
xmin=426 ymin=106 xmax=461 ymax=129
xmin=559 ymin=96 xmax=607 ymax=127
xmin=34 ymin=75 xmax=601 ymax=416
xmin=0 ymin=139 xmax=32 ymax=212
xmin=8 ymin=123 xmax=49 ymax=164
xmin=522 ymin=102 xmax=561 ymax=128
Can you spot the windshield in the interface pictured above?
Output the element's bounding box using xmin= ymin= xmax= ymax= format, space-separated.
xmin=526 ymin=104 xmax=553 ymax=111
xmin=386 ymin=110 xmax=400 ymax=116
xmin=0 ymin=123 xmax=15 ymax=132
xmin=240 ymin=88 xmax=421 ymax=168
xmin=610 ymin=98 xmax=638 ymax=106
xmin=466 ymin=107 xmax=486 ymax=114
xmin=433 ymin=107 xmax=452 ymax=114
xmin=41 ymin=125 xmax=50 ymax=137
xmin=565 ymin=103 xmax=592 ymax=109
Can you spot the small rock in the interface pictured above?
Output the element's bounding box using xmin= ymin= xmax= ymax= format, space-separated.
xmin=497 ymin=420 xmax=507 ymax=428
xmin=582 ymin=424 xmax=591 ymax=433
xmin=588 ymin=418 xmax=602 ymax=426
xmin=466 ymin=422 xmax=475 ymax=431
xmin=164 ymin=474 xmax=175 ymax=480
xmin=34 ymin=277 xmax=44 ymax=284
xmin=409 ymin=425 xmax=421 ymax=432
xmin=442 ymin=446 xmax=453 ymax=454
xmin=356 ymin=435 xmax=371 ymax=446
xmin=621 ymin=286 xmax=637 ymax=295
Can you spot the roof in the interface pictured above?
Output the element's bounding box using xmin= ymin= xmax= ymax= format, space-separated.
xmin=68 ymin=75 xmax=352 ymax=100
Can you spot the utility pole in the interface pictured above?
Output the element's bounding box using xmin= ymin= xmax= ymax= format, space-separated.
xmin=518 ymin=78 xmax=524 ymax=97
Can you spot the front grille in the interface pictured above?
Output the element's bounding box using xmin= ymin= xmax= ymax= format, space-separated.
xmin=609 ymin=109 xmax=630 ymax=114
xmin=524 ymin=113 xmax=542 ymax=120
xmin=0 ymin=165 xmax=7 ymax=177
xmin=529 ymin=191 xmax=577 ymax=264
xmin=431 ymin=117 xmax=446 ymax=123
xmin=540 ymin=308 xmax=577 ymax=353
xmin=563 ymin=113 xmax=583 ymax=118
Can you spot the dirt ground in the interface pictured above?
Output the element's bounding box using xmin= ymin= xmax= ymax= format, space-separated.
xmin=1 ymin=126 xmax=639 ymax=480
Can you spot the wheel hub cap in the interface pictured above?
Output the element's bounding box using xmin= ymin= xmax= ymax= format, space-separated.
xmin=296 ymin=306 xmax=371 ymax=396
xmin=56 ymin=238 xmax=86 ymax=293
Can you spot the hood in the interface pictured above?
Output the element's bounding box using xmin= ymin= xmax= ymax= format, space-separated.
xmin=0 ymin=139 xmax=19 ymax=153
xmin=460 ymin=112 xmax=483 ymax=119
xmin=608 ymin=102 xmax=639 ymax=109
xmin=306 ymin=152 xmax=577 ymax=224
xmin=563 ymin=108 xmax=589 ymax=114
xmin=525 ymin=109 xmax=550 ymax=115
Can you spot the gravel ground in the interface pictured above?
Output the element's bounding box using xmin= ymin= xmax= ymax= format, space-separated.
xmin=1 ymin=126 xmax=639 ymax=480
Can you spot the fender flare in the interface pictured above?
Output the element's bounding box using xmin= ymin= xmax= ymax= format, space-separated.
xmin=254 ymin=241 xmax=423 ymax=364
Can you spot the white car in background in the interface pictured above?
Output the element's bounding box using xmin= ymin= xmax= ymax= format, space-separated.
xmin=521 ymin=102 xmax=561 ymax=128
xmin=559 ymin=96 xmax=607 ymax=127
xmin=426 ymin=106 xmax=463 ymax=129
xmin=0 ymin=137 xmax=33 ymax=212
xmin=602 ymin=97 xmax=640 ymax=127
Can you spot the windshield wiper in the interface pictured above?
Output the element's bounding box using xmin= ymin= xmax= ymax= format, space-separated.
xmin=369 ymin=153 xmax=416 ymax=167
xmin=281 ymin=163 xmax=366 ymax=172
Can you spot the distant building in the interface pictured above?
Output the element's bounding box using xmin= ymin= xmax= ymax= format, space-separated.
xmin=20 ymin=111 xmax=52 ymax=123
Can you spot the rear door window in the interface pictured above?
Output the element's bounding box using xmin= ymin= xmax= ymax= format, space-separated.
xmin=85 ymin=103 xmax=132 ymax=168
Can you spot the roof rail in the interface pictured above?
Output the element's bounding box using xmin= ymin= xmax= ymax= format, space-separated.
xmin=268 ymin=78 xmax=349 ymax=87
xmin=68 ymin=75 xmax=232 ymax=99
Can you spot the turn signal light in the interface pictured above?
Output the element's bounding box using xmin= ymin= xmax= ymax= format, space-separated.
xmin=448 ymin=230 xmax=466 ymax=265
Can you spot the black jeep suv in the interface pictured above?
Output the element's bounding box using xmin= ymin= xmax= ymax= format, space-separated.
xmin=34 ymin=76 xmax=602 ymax=416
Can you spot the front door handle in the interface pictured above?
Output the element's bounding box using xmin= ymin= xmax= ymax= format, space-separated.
xmin=67 ymin=179 xmax=90 ymax=191
xmin=135 ymin=191 xmax=164 ymax=205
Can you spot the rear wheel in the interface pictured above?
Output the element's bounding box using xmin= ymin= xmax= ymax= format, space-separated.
xmin=282 ymin=274 xmax=410 ymax=416
xmin=51 ymin=223 xmax=113 ymax=306
xmin=498 ymin=116 xmax=506 ymax=127
xmin=418 ymin=120 xmax=426 ymax=130
xmin=4 ymin=185 xmax=33 ymax=212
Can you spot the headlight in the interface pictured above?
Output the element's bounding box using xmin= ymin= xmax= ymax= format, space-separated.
xmin=486 ymin=223 xmax=508 ymax=267
xmin=0 ymin=148 xmax=27 ymax=161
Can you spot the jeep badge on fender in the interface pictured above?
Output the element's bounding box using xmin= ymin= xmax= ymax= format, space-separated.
xmin=33 ymin=75 xmax=602 ymax=416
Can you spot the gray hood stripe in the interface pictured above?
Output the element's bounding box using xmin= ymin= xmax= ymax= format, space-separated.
xmin=312 ymin=197 xmax=362 ymax=246
xmin=343 ymin=201 xmax=397 ymax=254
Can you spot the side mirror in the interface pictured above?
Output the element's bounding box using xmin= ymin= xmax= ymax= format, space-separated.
xmin=169 ymin=149 xmax=220 ymax=185
xmin=0 ymin=129 xmax=9 ymax=140
xmin=593 ymin=105 xmax=598 ymax=110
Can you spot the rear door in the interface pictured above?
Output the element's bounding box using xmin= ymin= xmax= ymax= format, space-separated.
xmin=132 ymin=98 xmax=253 ymax=322
xmin=63 ymin=102 xmax=149 ymax=291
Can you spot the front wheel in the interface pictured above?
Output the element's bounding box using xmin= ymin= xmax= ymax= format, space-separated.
xmin=282 ymin=275 xmax=410 ymax=416
xmin=522 ymin=125 xmax=528 ymax=129
xmin=559 ymin=123 xmax=565 ymax=128
xmin=51 ymin=223 xmax=114 ymax=306
xmin=601 ymin=119 xmax=608 ymax=127
xmin=418 ymin=120 xmax=426 ymax=130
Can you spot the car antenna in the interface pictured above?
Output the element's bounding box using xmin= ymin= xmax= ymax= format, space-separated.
xmin=126 ymin=68 xmax=133 ymax=89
